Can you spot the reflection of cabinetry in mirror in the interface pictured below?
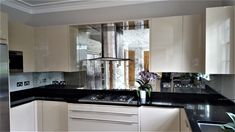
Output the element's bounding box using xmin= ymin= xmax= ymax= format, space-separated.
xmin=75 ymin=20 xmax=150 ymax=89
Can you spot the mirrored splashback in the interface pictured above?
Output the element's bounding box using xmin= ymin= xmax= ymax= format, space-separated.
xmin=72 ymin=20 xmax=150 ymax=90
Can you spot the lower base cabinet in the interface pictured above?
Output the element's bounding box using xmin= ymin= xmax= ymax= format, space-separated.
xmin=42 ymin=101 xmax=68 ymax=131
xmin=181 ymin=109 xmax=192 ymax=132
xmin=10 ymin=101 xmax=38 ymax=131
xmin=68 ymin=103 xmax=140 ymax=131
xmin=140 ymin=106 xmax=180 ymax=132
xmin=10 ymin=101 xmax=68 ymax=132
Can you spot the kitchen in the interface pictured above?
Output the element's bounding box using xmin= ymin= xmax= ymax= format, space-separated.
xmin=1 ymin=0 xmax=235 ymax=132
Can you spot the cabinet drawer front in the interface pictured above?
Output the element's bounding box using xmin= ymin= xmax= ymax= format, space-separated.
xmin=68 ymin=103 xmax=138 ymax=114
xmin=68 ymin=118 xmax=138 ymax=131
xmin=69 ymin=110 xmax=138 ymax=123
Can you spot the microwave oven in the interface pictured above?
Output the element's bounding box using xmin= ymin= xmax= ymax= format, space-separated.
xmin=9 ymin=51 xmax=23 ymax=73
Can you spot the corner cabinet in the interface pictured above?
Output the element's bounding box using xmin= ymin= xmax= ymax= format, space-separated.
xmin=180 ymin=109 xmax=192 ymax=132
xmin=140 ymin=106 xmax=180 ymax=132
xmin=34 ymin=25 xmax=79 ymax=72
xmin=150 ymin=15 xmax=204 ymax=73
xmin=0 ymin=11 xmax=8 ymax=44
xmin=206 ymin=6 xmax=234 ymax=74
xmin=42 ymin=101 xmax=68 ymax=131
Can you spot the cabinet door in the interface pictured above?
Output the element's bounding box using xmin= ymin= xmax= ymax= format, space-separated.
xmin=140 ymin=106 xmax=180 ymax=132
xmin=46 ymin=26 xmax=70 ymax=71
xmin=9 ymin=22 xmax=35 ymax=72
xmin=206 ymin=6 xmax=234 ymax=74
xmin=182 ymin=15 xmax=204 ymax=73
xmin=0 ymin=11 xmax=8 ymax=44
xmin=35 ymin=25 xmax=70 ymax=72
xmin=34 ymin=26 xmax=50 ymax=72
xmin=150 ymin=16 xmax=183 ymax=72
xmin=180 ymin=109 xmax=192 ymax=132
xmin=10 ymin=101 xmax=36 ymax=131
xmin=42 ymin=101 xmax=68 ymax=131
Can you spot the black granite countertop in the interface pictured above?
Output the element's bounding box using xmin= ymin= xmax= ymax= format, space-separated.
xmin=10 ymin=84 xmax=235 ymax=132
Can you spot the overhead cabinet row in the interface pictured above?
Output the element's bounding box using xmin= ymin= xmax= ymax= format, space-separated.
xmin=6 ymin=6 xmax=235 ymax=73
xmin=9 ymin=23 xmax=79 ymax=72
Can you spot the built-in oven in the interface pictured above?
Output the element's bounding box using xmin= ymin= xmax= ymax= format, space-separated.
xmin=9 ymin=51 xmax=23 ymax=73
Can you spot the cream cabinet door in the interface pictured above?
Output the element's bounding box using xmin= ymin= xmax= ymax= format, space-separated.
xmin=206 ymin=6 xmax=234 ymax=74
xmin=0 ymin=11 xmax=8 ymax=44
xmin=140 ymin=106 xmax=180 ymax=132
xmin=150 ymin=16 xmax=183 ymax=72
xmin=10 ymin=101 xmax=37 ymax=131
xmin=42 ymin=101 xmax=68 ymax=132
xmin=9 ymin=22 xmax=35 ymax=72
xmin=34 ymin=26 xmax=50 ymax=72
xmin=182 ymin=15 xmax=204 ymax=73
xmin=46 ymin=26 xmax=70 ymax=71
xmin=35 ymin=25 xmax=76 ymax=72
xmin=180 ymin=109 xmax=192 ymax=132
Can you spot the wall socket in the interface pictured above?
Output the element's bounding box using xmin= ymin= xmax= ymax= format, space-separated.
xmin=16 ymin=82 xmax=23 ymax=87
xmin=24 ymin=81 xmax=30 ymax=86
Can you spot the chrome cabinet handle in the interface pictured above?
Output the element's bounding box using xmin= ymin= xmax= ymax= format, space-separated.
xmin=69 ymin=116 xmax=137 ymax=125
xmin=69 ymin=110 xmax=137 ymax=116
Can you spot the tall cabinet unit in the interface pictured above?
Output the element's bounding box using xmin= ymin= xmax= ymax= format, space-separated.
xmin=150 ymin=15 xmax=204 ymax=73
xmin=206 ymin=6 xmax=234 ymax=74
xmin=0 ymin=11 xmax=8 ymax=44
xmin=34 ymin=25 xmax=79 ymax=72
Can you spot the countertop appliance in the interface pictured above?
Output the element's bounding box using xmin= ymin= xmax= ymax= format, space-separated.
xmin=9 ymin=50 xmax=23 ymax=73
xmin=0 ymin=43 xmax=10 ymax=131
xmin=79 ymin=94 xmax=134 ymax=104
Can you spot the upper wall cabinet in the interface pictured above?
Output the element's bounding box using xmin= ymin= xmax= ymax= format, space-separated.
xmin=9 ymin=22 xmax=35 ymax=72
xmin=150 ymin=15 xmax=204 ymax=73
xmin=182 ymin=15 xmax=204 ymax=73
xmin=0 ymin=11 xmax=8 ymax=44
xmin=206 ymin=6 xmax=234 ymax=74
xmin=34 ymin=25 xmax=78 ymax=72
xmin=150 ymin=16 xmax=183 ymax=72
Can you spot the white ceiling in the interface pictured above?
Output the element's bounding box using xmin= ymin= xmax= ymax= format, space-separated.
xmin=1 ymin=0 xmax=156 ymax=14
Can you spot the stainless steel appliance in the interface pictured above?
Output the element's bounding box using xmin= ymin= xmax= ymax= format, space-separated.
xmin=79 ymin=94 xmax=134 ymax=104
xmin=0 ymin=44 xmax=10 ymax=131
xmin=9 ymin=50 xmax=23 ymax=73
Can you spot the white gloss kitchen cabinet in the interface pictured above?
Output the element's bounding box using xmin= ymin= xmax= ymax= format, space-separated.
xmin=150 ymin=15 xmax=204 ymax=73
xmin=68 ymin=103 xmax=140 ymax=131
xmin=34 ymin=25 xmax=78 ymax=72
xmin=8 ymin=22 xmax=35 ymax=72
xmin=10 ymin=101 xmax=68 ymax=132
xmin=140 ymin=106 xmax=180 ymax=132
xmin=206 ymin=6 xmax=234 ymax=74
xmin=0 ymin=11 xmax=8 ymax=44
xmin=180 ymin=109 xmax=192 ymax=132
xmin=42 ymin=101 xmax=68 ymax=131
xmin=10 ymin=101 xmax=40 ymax=131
